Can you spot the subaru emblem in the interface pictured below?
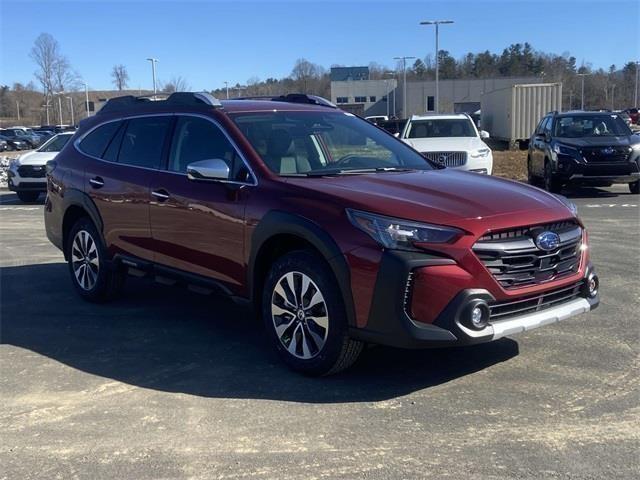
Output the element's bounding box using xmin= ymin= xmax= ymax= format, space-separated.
xmin=601 ymin=147 xmax=615 ymax=155
xmin=535 ymin=231 xmax=560 ymax=251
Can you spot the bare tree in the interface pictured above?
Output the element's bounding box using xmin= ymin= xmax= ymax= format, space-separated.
xmin=162 ymin=76 xmax=190 ymax=93
xmin=291 ymin=58 xmax=323 ymax=93
xmin=111 ymin=64 xmax=129 ymax=90
xmin=29 ymin=33 xmax=59 ymax=120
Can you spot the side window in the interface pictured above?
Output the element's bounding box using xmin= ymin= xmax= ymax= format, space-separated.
xmin=169 ymin=116 xmax=244 ymax=180
xmin=543 ymin=117 xmax=553 ymax=135
xmin=102 ymin=122 xmax=126 ymax=162
xmin=118 ymin=116 xmax=172 ymax=169
xmin=535 ymin=117 xmax=546 ymax=135
xmin=79 ymin=121 xmax=122 ymax=158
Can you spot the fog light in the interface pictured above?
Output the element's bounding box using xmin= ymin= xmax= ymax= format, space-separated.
xmin=463 ymin=300 xmax=490 ymax=330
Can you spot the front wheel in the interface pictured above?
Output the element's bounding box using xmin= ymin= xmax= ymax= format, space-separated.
xmin=544 ymin=162 xmax=563 ymax=193
xmin=630 ymin=180 xmax=640 ymax=194
xmin=66 ymin=217 xmax=124 ymax=302
xmin=262 ymin=250 xmax=363 ymax=376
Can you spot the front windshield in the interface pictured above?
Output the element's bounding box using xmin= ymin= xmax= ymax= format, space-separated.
xmin=231 ymin=110 xmax=432 ymax=176
xmin=38 ymin=134 xmax=71 ymax=152
xmin=407 ymin=118 xmax=476 ymax=138
xmin=554 ymin=114 xmax=631 ymax=138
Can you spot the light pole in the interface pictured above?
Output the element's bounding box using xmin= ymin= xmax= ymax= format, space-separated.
xmin=610 ymin=84 xmax=615 ymax=110
xmin=66 ymin=96 xmax=74 ymax=125
xmin=635 ymin=61 xmax=639 ymax=108
xmin=224 ymin=81 xmax=229 ymax=99
xmin=16 ymin=101 xmax=20 ymax=122
xmin=393 ymin=56 xmax=416 ymax=118
xmin=83 ymin=82 xmax=90 ymax=118
xmin=384 ymin=79 xmax=390 ymax=118
xmin=577 ymin=73 xmax=591 ymax=110
xmin=57 ymin=93 xmax=63 ymax=125
xmin=146 ymin=57 xmax=159 ymax=95
xmin=420 ymin=20 xmax=454 ymax=114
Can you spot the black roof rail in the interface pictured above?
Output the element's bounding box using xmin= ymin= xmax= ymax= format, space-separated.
xmin=234 ymin=93 xmax=337 ymax=108
xmin=98 ymin=91 xmax=222 ymax=115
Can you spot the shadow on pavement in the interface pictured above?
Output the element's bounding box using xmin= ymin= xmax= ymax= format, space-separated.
xmin=1 ymin=262 xmax=519 ymax=403
xmin=561 ymin=185 xmax=637 ymax=199
xmin=0 ymin=191 xmax=46 ymax=205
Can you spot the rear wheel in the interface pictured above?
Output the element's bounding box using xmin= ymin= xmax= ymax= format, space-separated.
xmin=544 ymin=162 xmax=563 ymax=193
xmin=262 ymin=250 xmax=363 ymax=376
xmin=630 ymin=180 xmax=639 ymax=194
xmin=16 ymin=191 xmax=40 ymax=203
xmin=66 ymin=217 xmax=124 ymax=302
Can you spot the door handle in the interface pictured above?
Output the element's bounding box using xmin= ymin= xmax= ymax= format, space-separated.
xmin=151 ymin=189 xmax=170 ymax=201
xmin=89 ymin=176 xmax=104 ymax=188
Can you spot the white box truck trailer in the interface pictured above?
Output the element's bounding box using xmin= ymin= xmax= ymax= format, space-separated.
xmin=481 ymin=83 xmax=562 ymax=149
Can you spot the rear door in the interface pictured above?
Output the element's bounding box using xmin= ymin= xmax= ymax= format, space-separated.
xmin=149 ymin=115 xmax=254 ymax=292
xmin=81 ymin=115 xmax=173 ymax=262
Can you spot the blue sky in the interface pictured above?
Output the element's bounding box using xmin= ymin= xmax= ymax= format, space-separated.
xmin=1 ymin=0 xmax=638 ymax=91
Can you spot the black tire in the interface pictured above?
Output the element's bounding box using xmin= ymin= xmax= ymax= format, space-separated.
xmin=66 ymin=217 xmax=124 ymax=303
xmin=527 ymin=156 xmax=537 ymax=185
xmin=262 ymin=250 xmax=363 ymax=376
xmin=630 ymin=180 xmax=640 ymax=194
xmin=544 ymin=162 xmax=563 ymax=193
xmin=16 ymin=191 xmax=40 ymax=203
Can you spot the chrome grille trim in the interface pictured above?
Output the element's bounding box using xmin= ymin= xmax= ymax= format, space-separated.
xmin=473 ymin=222 xmax=583 ymax=289
xmin=421 ymin=151 xmax=467 ymax=167
xmin=489 ymin=282 xmax=584 ymax=321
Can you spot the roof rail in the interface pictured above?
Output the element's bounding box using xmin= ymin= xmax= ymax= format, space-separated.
xmin=98 ymin=91 xmax=222 ymax=115
xmin=235 ymin=93 xmax=337 ymax=108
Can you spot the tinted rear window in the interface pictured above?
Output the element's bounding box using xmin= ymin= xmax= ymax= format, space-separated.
xmin=79 ymin=122 xmax=122 ymax=157
xmin=118 ymin=116 xmax=172 ymax=169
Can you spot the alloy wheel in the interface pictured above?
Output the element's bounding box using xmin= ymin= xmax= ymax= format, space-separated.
xmin=71 ymin=230 xmax=100 ymax=291
xmin=271 ymin=271 xmax=329 ymax=359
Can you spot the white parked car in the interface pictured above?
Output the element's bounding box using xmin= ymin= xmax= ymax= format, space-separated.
xmin=7 ymin=132 xmax=73 ymax=202
xmin=399 ymin=113 xmax=493 ymax=174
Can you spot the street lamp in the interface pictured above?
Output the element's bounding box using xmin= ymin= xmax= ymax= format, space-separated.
xmin=146 ymin=57 xmax=159 ymax=95
xmin=576 ymin=73 xmax=591 ymax=110
xmin=393 ymin=56 xmax=416 ymax=118
xmin=83 ymin=82 xmax=90 ymax=118
xmin=420 ymin=20 xmax=454 ymax=114
xmin=66 ymin=96 xmax=74 ymax=126
xmin=635 ymin=61 xmax=639 ymax=108
xmin=224 ymin=81 xmax=229 ymax=99
xmin=56 ymin=92 xmax=63 ymax=126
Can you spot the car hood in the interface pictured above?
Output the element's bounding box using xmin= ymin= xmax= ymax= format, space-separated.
xmin=16 ymin=151 xmax=58 ymax=165
xmin=556 ymin=136 xmax=635 ymax=148
xmin=402 ymin=136 xmax=486 ymax=152
xmin=285 ymin=170 xmax=574 ymax=233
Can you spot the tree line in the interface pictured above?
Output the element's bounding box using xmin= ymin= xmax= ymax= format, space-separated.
xmin=0 ymin=34 xmax=637 ymax=126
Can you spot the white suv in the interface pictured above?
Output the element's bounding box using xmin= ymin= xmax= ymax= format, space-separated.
xmin=7 ymin=132 xmax=73 ymax=202
xmin=399 ymin=113 xmax=493 ymax=174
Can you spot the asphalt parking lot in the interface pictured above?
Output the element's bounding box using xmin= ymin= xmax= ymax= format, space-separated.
xmin=0 ymin=186 xmax=638 ymax=479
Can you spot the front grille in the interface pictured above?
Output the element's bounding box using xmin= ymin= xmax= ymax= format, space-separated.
xmin=17 ymin=165 xmax=47 ymax=178
xmin=421 ymin=151 xmax=467 ymax=167
xmin=489 ymin=281 xmax=584 ymax=321
xmin=580 ymin=146 xmax=631 ymax=163
xmin=473 ymin=221 xmax=582 ymax=289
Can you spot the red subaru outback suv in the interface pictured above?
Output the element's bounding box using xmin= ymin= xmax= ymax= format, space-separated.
xmin=44 ymin=92 xmax=599 ymax=375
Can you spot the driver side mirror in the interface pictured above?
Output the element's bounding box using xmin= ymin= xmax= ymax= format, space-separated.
xmin=186 ymin=159 xmax=230 ymax=181
xmin=480 ymin=130 xmax=490 ymax=139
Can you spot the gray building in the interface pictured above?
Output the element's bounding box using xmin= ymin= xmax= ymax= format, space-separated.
xmin=331 ymin=73 xmax=541 ymax=118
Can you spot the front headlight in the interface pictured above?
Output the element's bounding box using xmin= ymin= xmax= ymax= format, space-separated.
xmin=470 ymin=148 xmax=490 ymax=158
xmin=8 ymin=158 xmax=19 ymax=171
xmin=554 ymin=194 xmax=578 ymax=217
xmin=631 ymin=143 xmax=640 ymax=151
xmin=346 ymin=209 xmax=463 ymax=250
xmin=553 ymin=143 xmax=578 ymax=156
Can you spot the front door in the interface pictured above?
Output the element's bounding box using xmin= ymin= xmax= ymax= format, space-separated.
xmin=149 ymin=115 xmax=253 ymax=293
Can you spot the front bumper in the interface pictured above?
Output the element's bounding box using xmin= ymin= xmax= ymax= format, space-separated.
xmin=349 ymin=250 xmax=599 ymax=349
xmin=555 ymin=153 xmax=640 ymax=184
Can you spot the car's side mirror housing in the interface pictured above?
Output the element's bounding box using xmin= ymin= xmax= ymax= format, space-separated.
xmin=480 ymin=130 xmax=490 ymax=139
xmin=186 ymin=159 xmax=230 ymax=181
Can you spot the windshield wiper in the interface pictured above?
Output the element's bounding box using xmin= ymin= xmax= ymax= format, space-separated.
xmin=303 ymin=167 xmax=417 ymax=177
